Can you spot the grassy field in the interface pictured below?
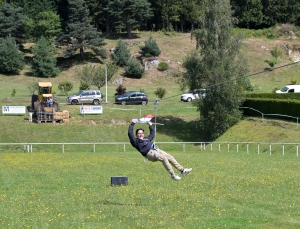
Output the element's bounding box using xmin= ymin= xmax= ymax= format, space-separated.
xmin=0 ymin=151 xmax=299 ymax=229
xmin=1 ymin=31 xmax=300 ymax=228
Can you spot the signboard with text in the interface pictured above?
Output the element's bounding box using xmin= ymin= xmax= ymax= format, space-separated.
xmin=2 ymin=106 xmax=26 ymax=115
xmin=80 ymin=106 xmax=103 ymax=115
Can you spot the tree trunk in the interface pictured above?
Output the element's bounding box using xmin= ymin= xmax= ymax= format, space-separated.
xmin=126 ymin=24 xmax=132 ymax=38
xmin=80 ymin=47 xmax=85 ymax=59
xmin=105 ymin=18 xmax=110 ymax=33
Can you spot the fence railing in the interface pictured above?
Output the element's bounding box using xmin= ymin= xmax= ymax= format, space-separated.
xmin=0 ymin=142 xmax=299 ymax=157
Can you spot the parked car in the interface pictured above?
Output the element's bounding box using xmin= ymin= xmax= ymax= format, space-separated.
xmin=115 ymin=91 xmax=148 ymax=105
xmin=276 ymin=85 xmax=300 ymax=93
xmin=181 ymin=89 xmax=206 ymax=102
xmin=66 ymin=90 xmax=102 ymax=105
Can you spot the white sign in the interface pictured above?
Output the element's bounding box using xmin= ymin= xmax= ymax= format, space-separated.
xmin=80 ymin=106 xmax=103 ymax=114
xmin=2 ymin=106 xmax=26 ymax=115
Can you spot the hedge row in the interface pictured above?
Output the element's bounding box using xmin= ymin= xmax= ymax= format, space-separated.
xmin=245 ymin=93 xmax=300 ymax=100
xmin=242 ymin=98 xmax=300 ymax=118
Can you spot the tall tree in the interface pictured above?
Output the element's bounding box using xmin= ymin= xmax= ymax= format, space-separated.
xmin=24 ymin=11 xmax=61 ymax=41
xmin=55 ymin=0 xmax=106 ymax=59
xmin=231 ymin=0 xmax=263 ymax=29
xmin=183 ymin=0 xmax=249 ymax=140
xmin=0 ymin=3 xmax=25 ymax=39
xmin=77 ymin=63 xmax=118 ymax=90
xmin=106 ymin=0 xmax=153 ymax=38
xmin=0 ymin=36 xmax=24 ymax=74
xmin=31 ymin=36 xmax=59 ymax=78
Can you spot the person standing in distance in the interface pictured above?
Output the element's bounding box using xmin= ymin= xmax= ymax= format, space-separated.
xmin=128 ymin=120 xmax=192 ymax=180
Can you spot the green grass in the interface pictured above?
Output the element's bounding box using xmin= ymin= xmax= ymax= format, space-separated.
xmin=0 ymin=151 xmax=299 ymax=228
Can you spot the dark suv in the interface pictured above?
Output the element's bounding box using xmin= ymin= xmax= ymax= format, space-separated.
xmin=115 ymin=91 xmax=148 ymax=105
xmin=67 ymin=90 xmax=102 ymax=105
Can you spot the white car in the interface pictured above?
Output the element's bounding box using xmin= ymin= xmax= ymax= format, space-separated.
xmin=181 ymin=89 xmax=206 ymax=102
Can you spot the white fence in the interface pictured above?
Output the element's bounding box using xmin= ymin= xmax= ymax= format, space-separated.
xmin=0 ymin=142 xmax=299 ymax=157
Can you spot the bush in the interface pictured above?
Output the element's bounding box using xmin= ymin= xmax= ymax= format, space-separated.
xmin=96 ymin=48 xmax=107 ymax=59
xmin=11 ymin=88 xmax=16 ymax=97
xmin=115 ymin=85 xmax=126 ymax=96
xmin=124 ymin=58 xmax=144 ymax=79
xmin=158 ymin=62 xmax=169 ymax=71
xmin=58 ymin=81 xmax=73 ymax=95
xmin=154 ymin=87 xmax=166 ymax=99
xmin=140 ymin=36 xmax=161 ymax=57
xmin=112 ymin=39 xmax=131 ymax=67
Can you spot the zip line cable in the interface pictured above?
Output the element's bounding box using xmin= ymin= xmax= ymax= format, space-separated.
xmin=157 ymin=60 xmax=300 ymax=102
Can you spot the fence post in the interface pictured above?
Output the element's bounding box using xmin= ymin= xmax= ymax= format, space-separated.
xmin=247 ymin=144 xmax=249 ymax=154
xmin=211 ymin=143 xmax=213 ymax=151
xmin=62 ymin=144 xmax=64 ymax=153
xmin=219 ymin=143 xmax=220 ymax=152
xmin=124 ymin=144 xmax=126 ymax=152
xmin=94 ymin=144 xmax=96 ymax=153
xmin=282 ymin=144 xmax=284 ymax=156
xmin=236 ymin=143 xmax=238 ymax=153
xmin=269 ymin=144 xmax=272 ymax=156
xmin=258 ymin=143 xmax=260 ymax=154
xmin=297 ymin=144 xmax=299 ymax=157
xmin=228 ymin=143 xmax=230 ymax=152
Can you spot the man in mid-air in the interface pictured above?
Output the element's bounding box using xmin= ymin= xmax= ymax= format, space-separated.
xmin=128 ymin=120 xmax=192 ymax=181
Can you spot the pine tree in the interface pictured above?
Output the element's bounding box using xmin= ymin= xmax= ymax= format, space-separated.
xmin=140 ymin=36 xmax=161 ymax=57
xmin=0 ymin=3 xmax=26 ymax=39
xmin=183 ymin=0 xmax=249 ymax=140
xmin=55 ymin=0 xmax=106 ymax=59
xmin=112 ymin=39 xmax=131 ymax=67
xmin=0 ymin=36 xmax=24 ymax=74
xmin=124 ymin=58 xmax=144 ymax=79
xmin=31 ymin=36 xmax=59 ymax=78
xmin=106 ymin=0 xmax=153 ymax=38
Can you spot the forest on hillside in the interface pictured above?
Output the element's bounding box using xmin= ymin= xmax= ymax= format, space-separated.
xmin=1 ymin=0 xmax=300 ymax=36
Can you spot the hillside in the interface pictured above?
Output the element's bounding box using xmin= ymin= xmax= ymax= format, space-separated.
xmin=1 ymin=31 xmax=300 ymax=143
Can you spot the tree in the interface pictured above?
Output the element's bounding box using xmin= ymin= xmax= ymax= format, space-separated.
xmin=183 ymin=0 xmax=249 ymax=140
xmin=58 ymin=81 xmax=73 ymax=95
xmin=0 ymin=3 xmax=26 ymax=39
xmin=112 ymin=39 xmax=131 ymax=67
xmin=0 ymin=36 xmax=24 ymax=74
xmin=124 ymin=58 xmax=145 ymax=79
xmin=24 ymin=11 xmax=61 ymax=41
xmin=77 ymin=63 xmax=118 ymax=90
xmin=231 ymin=0 xmax=263 ymax=29
xmin=31 ymin=36 xmax=59 ymax=78
xmin=55 ymin=0 xmax=106 ymax=59
xmin=106 ymin=0 xmax=153 ymax=38
xmin=140 ymin=36 xmax=161 ymax=57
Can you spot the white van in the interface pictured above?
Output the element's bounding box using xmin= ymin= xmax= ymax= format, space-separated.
xmin=276 ymin=85 xmax=300 ymax=93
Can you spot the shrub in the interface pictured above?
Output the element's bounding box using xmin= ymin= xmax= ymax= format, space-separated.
xmin=58 ymin=81 xmax=73 ymax=95
xmin=124 ymin=58 xmax=144 ymax=79
xmin=115 ymin=85 xmax=126 ymax=96
xmin=290 ymin=76 xmax=297 ymax=85
xmin=140 ymin=36 xmax=161 ymax=57
xmin=154 ymin=87 xmax=166 ymax=99
xmin=11 ymin=88 xmax=16 ymax=97
xmin=112 ymin=39 xmax=131 ymax=67
xmin=96 ymin=48 xmax=107 ymax=59
xmin=158 ymin=62 xmax=169 ymax=71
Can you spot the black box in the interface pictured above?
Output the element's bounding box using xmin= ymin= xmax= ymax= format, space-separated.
xmin=111 ymin=176 xmax=128 ymax=186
